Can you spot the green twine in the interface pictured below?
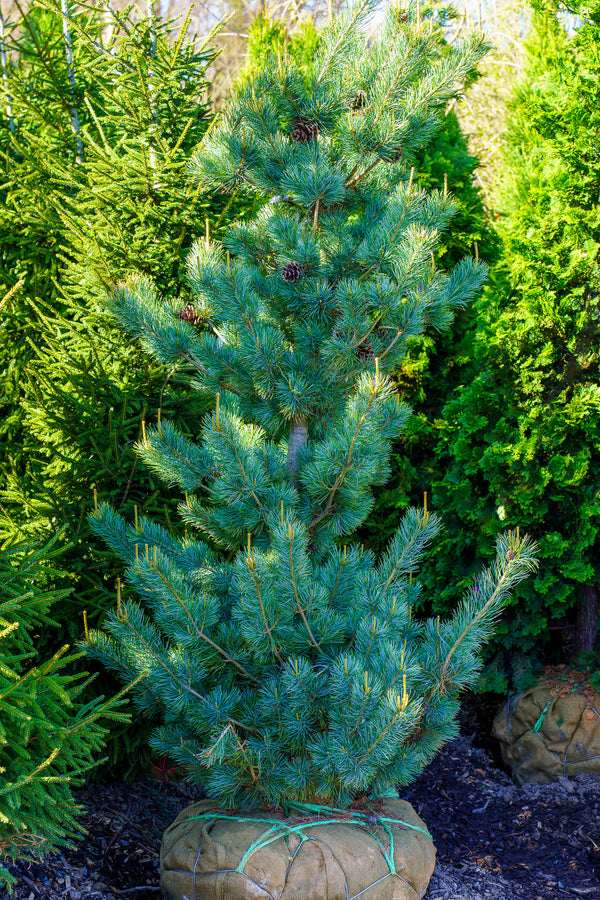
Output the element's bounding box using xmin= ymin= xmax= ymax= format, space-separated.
xmin=532 ymin=698 xmax=553 ymax=733
xmin=185 ymin=802 xmax=431 ymax=878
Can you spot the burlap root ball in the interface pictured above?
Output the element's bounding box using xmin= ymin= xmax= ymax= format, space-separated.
xmin=492 ymin=672 xmax=600 ymax=785
xmin=160 ymin=798 xmax=436 ymax=900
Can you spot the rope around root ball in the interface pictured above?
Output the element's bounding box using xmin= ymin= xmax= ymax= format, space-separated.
xmin=166 ymin=801 xmax=432 ymax=899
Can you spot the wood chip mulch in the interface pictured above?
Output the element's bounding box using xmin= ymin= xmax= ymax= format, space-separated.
xmin=4 ymin=729 xmax=600 ymax=899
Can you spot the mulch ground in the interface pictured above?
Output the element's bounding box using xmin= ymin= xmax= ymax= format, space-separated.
xmin=4 ymin=699 xmax=600 ymax=900
xmin=405 ymin=738 xmax=600 ymax=899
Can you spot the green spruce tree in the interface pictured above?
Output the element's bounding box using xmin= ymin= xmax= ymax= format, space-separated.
xmin=0 ymin=0 xmax=250 ymax=774
xmin=0 ymin=536 xmax=130 ymax=892
xmin=86 ymin=0 xmax=537 ymax=808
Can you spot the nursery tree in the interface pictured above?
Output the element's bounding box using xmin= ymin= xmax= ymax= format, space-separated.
xmin=411 ymin=0 xmax=600 ymax=688
xmin=86 ymin=0 xmax=537 ymax=808
xmin=0 ymin=0 xmax=222 ymax=540
xmin=0 ymin=536 xmax=130 ymax=891
xmin=0 ymin=0 xmax=91 ymax=477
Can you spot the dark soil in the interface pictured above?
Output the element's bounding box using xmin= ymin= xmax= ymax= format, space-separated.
xmin=4 ymin=699 xmax=600 ymax=900
xmin=405 ymin=739 xmax=600 ymax=899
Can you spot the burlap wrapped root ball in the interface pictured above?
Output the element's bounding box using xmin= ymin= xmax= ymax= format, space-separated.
xmin=492 ymin=669 xmax=600 ymax=785
xmin=160 ymin=798 xmax=435 ymax=900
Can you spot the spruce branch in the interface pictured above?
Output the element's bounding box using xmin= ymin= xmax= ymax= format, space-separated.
xmin=35 ymin=0 xmax=134 ymax=70
xmin=59 ymin=0 xmax=83 ymax=163
xmin=0 ymin=6 xmax=15 ymax=135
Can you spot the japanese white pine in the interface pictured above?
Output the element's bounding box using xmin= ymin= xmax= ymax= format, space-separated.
xmin=86 ymin=1 xmax=537 ymax=809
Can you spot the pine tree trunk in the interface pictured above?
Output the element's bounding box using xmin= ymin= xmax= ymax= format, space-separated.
xmin=287 ymin=419 xmax=308 ymax=482
xmin=576 ymin=584 xmax=598 ymax=652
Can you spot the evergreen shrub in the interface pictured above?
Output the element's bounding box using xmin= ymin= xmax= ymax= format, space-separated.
xmin=363 ymin=105 xmax=499 ymax=551
xmin=85 ymin=0 xmax=537 ymax=808
xmin=0 ymin=0 xmax=251 ymax=775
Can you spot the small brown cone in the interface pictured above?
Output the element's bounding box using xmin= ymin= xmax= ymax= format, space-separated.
xmin=281 ymin=262 xmax=304 ymax=283
xmin=290 ymin=120 xmax=319 ymax=142
xmin=176 ymin=305 xmax=206 ymax=326
xmin=351 ymin=91 xmax=367 ymax=110
xmin=357 ymin=339 xmax=375 ymax=363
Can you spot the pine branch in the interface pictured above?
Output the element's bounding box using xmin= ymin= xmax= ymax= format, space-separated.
xmin=243 ymin=552 xmax=283 ymax=663
xmin=439 ymin=532 xmax=539 ymax=685
xmin=282 ymin=526 xmax=320 ymax=649
xmin=148 ymin=563 xmax=259 ymax=684
xmin=308 ymin=379 xmax=379 ymax=531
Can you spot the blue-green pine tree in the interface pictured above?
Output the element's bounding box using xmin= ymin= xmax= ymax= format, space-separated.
xmin=86 ymin=0 xmax=537 ymax=809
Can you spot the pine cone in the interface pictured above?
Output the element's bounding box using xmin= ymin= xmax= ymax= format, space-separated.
xmin=351 ymin=90 xmax=367 ymax=111
xmin=176 ymin=305 xmax=205 ymax=326
xmin=356 ymin=338 xmax=375 ymax=362
xmin=290 ymin=120 xmax=319 ymax=143
xmin=281 ymin=261 xmax=304 ymax=283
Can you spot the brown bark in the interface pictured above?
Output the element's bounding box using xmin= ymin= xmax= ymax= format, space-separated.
xmin=575 ymin=584 xmax=598 ymax=652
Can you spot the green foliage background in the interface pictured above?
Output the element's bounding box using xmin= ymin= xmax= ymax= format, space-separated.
xmin=361 ymin=107 xmax=498 ymax=548
xmin=0 ymin=0 xmax=252 ymax=777
xmin=0 ymin=536 xmax=129 ymax=891
xmin=367 ymin=2 xmax=600 ymax=690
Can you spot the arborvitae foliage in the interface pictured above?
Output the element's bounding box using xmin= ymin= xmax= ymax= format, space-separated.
xmin=0 ymin=0 xmax=250 ymax=774
xmin=85 ymin=0 xmax=537 ymax=809
xmin=0 ymin=537 xmax=130 ymax=892
xmin=408 ymin=1 xmax=600 ymax=690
